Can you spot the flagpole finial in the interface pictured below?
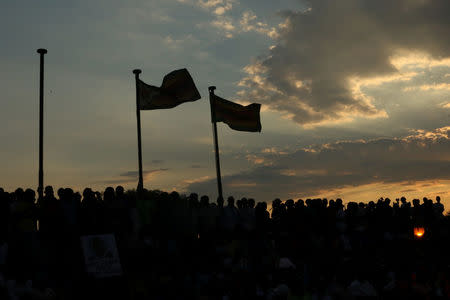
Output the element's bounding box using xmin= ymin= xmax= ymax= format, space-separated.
xmin=37 ymin=48 xmax=47 ymax=54
xmin=133 ymin=69 xmax=142 ymax=75
xmin=208 ymin=86 xmax=216 ymax=93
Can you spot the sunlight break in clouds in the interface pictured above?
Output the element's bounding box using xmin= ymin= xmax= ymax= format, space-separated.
xmin=238 ymin=0 xmax=450 ymax=126
xmin=187 ymin=126 xmax=450 ymax=202
xmin=239 ymin=11 xmax=279 ymax=39
xmin=404 ymin=83 xmax=450 ymax=92
xmin=103 ymin=169 xmax=169 ymax=186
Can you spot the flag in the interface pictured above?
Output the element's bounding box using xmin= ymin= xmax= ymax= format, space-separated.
xmin=138 ymin=69 xmax=201 ymax=110
xmin=211 ymin=94 xmax=262 ymax=132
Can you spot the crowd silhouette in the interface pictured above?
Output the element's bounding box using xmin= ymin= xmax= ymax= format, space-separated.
xmin=0 ymin=186 xmax=449 ymax=299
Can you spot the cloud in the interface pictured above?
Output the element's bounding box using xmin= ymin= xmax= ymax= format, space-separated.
xmin=211 ymin=16 xmax=236 ymax=38
xmin=239 ymin=11 xmax=279 ymax=38
xmin=191 ymin=0 xmax=279 ymax=39
xmin=187 ymin=126 xmax=450 ymax=201
xmin=170 ymin=174 xmax=213 ymax=192
xmin=238 ymin=0 xmax=450 ymax=126
xmin=211 ymin=11 xmax=279 ymax=39
xmin=121 ymin=168 xmax=169 ymax=180
xmin=163 ymin=34 xmax=199 ymax=50
xmin=197 ymin=0 xmax=227 ymax=9
xmin=390 ymin=52 xmax=450 ymax=70
xmin=103 ymin=168 xmax=169 ymax=185
xmin=197 ymin=0 xmax=235 ymax=16
xmin=261 ymin=147 xmax=288 ymax=155
xmin=407 ymin=83 xmax=450 ymax=91
xmin=190 ymin=164 xmax=204 ymax=169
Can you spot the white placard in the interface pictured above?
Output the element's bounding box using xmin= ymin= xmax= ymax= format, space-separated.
xmin=80 ymin=234 xmax=122 ymax=278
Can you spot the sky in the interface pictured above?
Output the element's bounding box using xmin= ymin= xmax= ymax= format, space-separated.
xmin=1 ymin=0 xmax=450 ymax=207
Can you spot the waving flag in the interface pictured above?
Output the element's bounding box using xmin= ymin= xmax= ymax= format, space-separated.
xmin=211 ymin=94 xmax=262 ymax=132
xmin=138 ymin=69 xmax=201 ymax=110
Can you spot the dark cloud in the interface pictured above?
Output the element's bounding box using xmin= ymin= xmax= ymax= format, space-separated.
xmin=187 ymin=127 xmax=450 ymax=201
xmin=400 ymin=189 xmax=417 ymax=193
xmin=101 ymin=168 xmax=169 ymax=185
xmin=119 ymin=169 xmax=169 ymax=178
xmin=239 ymin=0 xmax=450 ymax=125
xmin=190 ymin=164 xmax=204 ymax=169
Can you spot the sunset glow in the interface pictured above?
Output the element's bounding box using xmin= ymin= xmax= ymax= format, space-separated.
xmin=0 ymin=0 xmax=449 ymax=206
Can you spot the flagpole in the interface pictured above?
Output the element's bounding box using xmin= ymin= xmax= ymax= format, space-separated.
xmin=208 ymin=86 xmax=223 ymax=200
xmin=133 ymin=69 xmax=144 ymax=192
xmin=37 ymin=48 xmax=47 ymax=200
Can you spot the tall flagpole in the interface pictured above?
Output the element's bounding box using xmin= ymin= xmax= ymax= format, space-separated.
xmin=133 ymin=69 xmax=144 ymax=192
xmin=208 ymin=86 xmax=223 ymax=200
xmin=37 ymin=48 xmax=47 ymax=200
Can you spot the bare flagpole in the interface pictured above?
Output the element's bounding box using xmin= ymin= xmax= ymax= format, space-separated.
xmin=208 ymin=86 xmax=223 ymax=200
xmin=133 ymin=69 xmax=144 ymax=192
xmin=37 ymin=48 xmax=47 ymax=200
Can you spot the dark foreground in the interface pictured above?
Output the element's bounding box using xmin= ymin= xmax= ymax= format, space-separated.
xmin=1 ymin=186 xmax=449 ymax=299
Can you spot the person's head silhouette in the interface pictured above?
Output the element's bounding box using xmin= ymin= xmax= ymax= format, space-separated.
xmin=236 ymin=199 xmax=243 ymax=209
xmin=273 ymin=198 xmax=281 ymax=209
xmin=44 ymin=185 xmax=54 ymax=198
xmin=83 ymin=188 xmax=93 ymax=200
xmin=95 ymin=191 xmax=102 ymax=201
xmin=64 ymin=188 xmax=74 ymax=200
xmin=217 ymin=196 xmax=224 ymax=207
xmin=188 ymin=193 xmax=199 ymax=208
xmin=57 ymin=187 xmax=65 ymax=199
xmin=170 ymin=191 xmax=180 ymax=201
xmin=227 ymin=196 xmax=235 ymax=207
xmin=74 ymin=192 xmax=82 ymax=203
xmin=104 ymin=187 xmax=115 ymax=203
xmin=115 ymin=186 xmax=124 ymax=197
xmin=241 ymin=197 xmax=248 ymax=208
xmin=286 ymin=199 xmax=294 ymax=209
xmin=248 ymin=198 xmax=255 ymax=209
xmin=15 ymin=188 xmax=24 ymax=201
xmin=336 ymin=198 xmax=343 ymax=209
xmin=24 ymin=188 xmax=35 ymax=203
xmin=200 ymin=195 xmax=209 ymax=207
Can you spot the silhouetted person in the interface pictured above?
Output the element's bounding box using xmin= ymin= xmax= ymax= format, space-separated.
xmin=1 ymin=184 xmax=450 ymax=299
xmin=433 ymin=196 xmax=444 ymax=218
xmin=60 ymin=188 xmax=80 ymax=234
xmin=0 ymin=189 xmax=10 ymax=244
xmin=80 ymin=188 xmax=103 ymax=235
xmin=217 ymin=195 xmax=224 ymax=208
xmin=8 ymin=188 xmax=37 ymax=282
xmin=60 ymin=188 xmax=82 ymax=299
xmin=38 ymin=185 xmax=62 ymax=237
xmin=222 ymin=196 xmax=239 ymax=234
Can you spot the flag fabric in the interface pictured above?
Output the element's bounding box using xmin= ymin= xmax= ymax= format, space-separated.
xmin=138 ymin=69 xmax=201 ymax=110
xmin=211 ymin=94 xmax=262 ymax=132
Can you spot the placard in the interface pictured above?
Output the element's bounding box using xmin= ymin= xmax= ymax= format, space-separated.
xmin=80 ymin=234 xmax=122 ymax=278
